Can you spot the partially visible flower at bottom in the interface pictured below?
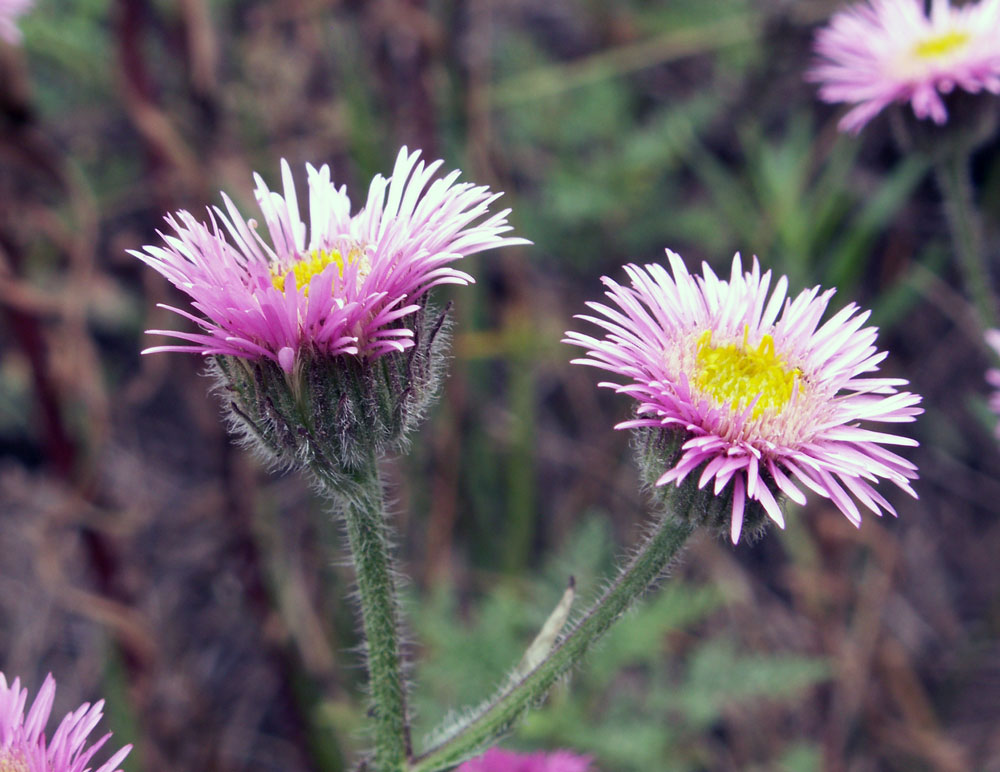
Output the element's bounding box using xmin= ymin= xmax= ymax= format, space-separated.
xmin=985 ymin=329 xmax=1000 ymax=436
xmin=0 ymin=672 xmax=131 ymax=772
xmin=0 ymin=0 xmax=33 ymax=44
xmin=565 ymin=251 xmax=923 ymax=543
xmin=457 ymin=748 xmax=593 ymax=772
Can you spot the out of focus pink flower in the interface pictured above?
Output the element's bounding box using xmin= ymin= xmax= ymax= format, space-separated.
xmin=457 ymin=747 xmax=593 ymax=772
xmin=809 ymin=0 xmax=1000 ymax=133
xmin=566 ymin=251 xmax=922 ymax=543
xmin=0 ymin=672 xmax=131 ymax=772
xmin=0 ymin=0 xmax=33 ymax=44
xmin=132 ymin=147 xmax=525 ymax=372
xmin=985 ymin=330 xmax=1000 ymax=436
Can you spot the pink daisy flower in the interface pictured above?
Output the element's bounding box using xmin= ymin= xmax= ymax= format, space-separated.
xmin=132 ymin=147 xmax=525 ymax=373
xmin=985 ymin=329 xmax=1000 ymax=436
xmin=0 ymin=672 xmax=131 ymax=772
xmin=457 ymin=748 xmax=593 ymax=772
xmin=565 ymin=251 xmax=922 ymax=543
xmin=809 ymin=0 xmax=1000 ymax=133
xmin=0 ymin=0 xmax=33 ymax=44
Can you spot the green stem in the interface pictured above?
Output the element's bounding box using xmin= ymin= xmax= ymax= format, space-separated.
xmin=408 ymin=512 xmax=695 ymax=772
xmin=312 ymin=454 xmax=410 ymax=772
xmin=934 ymin=152 xmax=996 ymax=329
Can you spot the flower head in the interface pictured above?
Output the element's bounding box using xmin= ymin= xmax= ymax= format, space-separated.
xmin=809 ymin=0 xmax=1000 ymax=133
xmin=132 ymin=148 xmax=526 ymax=469
xmin=0 ymin=672 xmax=131 ymax=772
xmin=457 ymin=748 xmax=592 ymax=772
xmin=985 ymin=329 xmax=1000 ymax=436
xmin=565 ymin=251 xmax=922 ymax=543
xmin=132 ymin=146 xmax=525 ymax=372
xmin=0 ymin=0 xmax=33 ymax=44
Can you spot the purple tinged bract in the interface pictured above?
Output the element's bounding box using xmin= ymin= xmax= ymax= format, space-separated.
xmin=809 ymin=0 xmax=1000 ymax=133
xmin=0 ymin=673 xmax=131 ymax=772
xmin=132 ymin=147 xmax=526 ymax=372
xmin=565 ymin=251 xmax=923 ymax=543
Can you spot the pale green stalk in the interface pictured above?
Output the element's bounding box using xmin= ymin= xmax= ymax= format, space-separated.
xmin=408 ymin=510 xmax=696 ymax=772
xmin=934 ymin=151 xmax=996 ymax=328
xmin=312 ymin=453 xmax=410 ymax=772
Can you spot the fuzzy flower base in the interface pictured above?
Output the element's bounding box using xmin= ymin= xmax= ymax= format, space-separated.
xmin=566 ymin=251 xmax=922 ymax=543
xmin=0 ymin=673 xmax=130 ymax=772
xmin=457 ymin=748 xmax=593 ymax=772
xmin=213 ymin=299 xmax=451 ymax=470
xmin=810 ymin=0 xmax=1000 ymax=133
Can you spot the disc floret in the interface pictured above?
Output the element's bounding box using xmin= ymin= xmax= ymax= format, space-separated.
xmin=694 ymin=327 xmax=802 ymax=420
xmin=912 ymin=30 xmax=970 ymax=60
xmin=270 ymin=245 xmax=370 ymax=296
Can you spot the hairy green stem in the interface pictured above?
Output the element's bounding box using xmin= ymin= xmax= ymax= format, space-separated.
xmin=313 ymin=455 xmax=410 ymax=772
xmin=409 ymin=511 xmax=696 ymax=772
xmin=934 ymin=152 xmax=995 ymax=328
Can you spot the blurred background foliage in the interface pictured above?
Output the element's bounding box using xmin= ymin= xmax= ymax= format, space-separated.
xmin=1 ymin=1 xmax=999 ymax=771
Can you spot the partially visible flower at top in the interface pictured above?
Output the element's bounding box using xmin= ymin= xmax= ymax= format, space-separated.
xmin=132 ymin=147 xmax=525 ymax=373
xmin=565 ymin=251 xmax=922 ymax=543
xmin=0 ymin=0 xmax=33 ymax=44
xmin=809 ymin=0 xmax=1000 ymax=133
xmin=457 ymin=748 xmax=593 ymax=772
xmin=985 ymin=329 xmax=1000 ymax=436
xmin=0 ymin=672 xmax=131 ymax=772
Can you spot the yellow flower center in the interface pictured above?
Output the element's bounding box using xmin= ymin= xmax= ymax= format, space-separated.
xmin=912 ymin=30 xmax=969 ymax=59
xmin=0 ymin=750 xmax=28 ymax=772
xmin=694 ymin=328 xmax=801 ymax=419
xmin=270 ymin=247 xmax=367 ymax=296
